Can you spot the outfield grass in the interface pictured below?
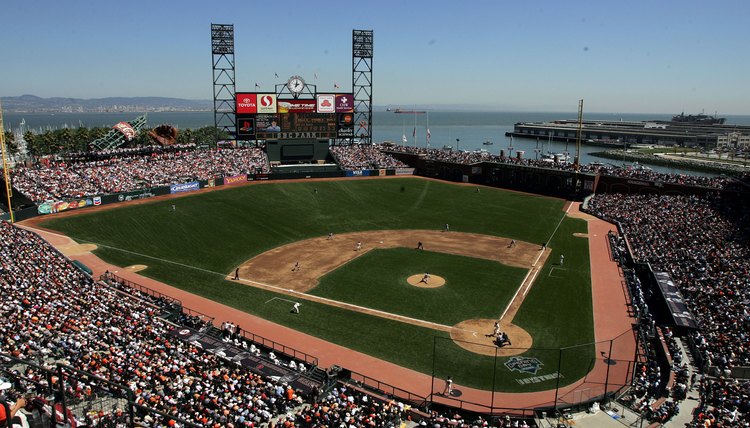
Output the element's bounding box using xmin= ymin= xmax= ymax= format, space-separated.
xmin=41 ymin=178 xmax=595 ymax=392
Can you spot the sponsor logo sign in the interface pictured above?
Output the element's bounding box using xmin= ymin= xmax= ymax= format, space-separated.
xmin=395 ymin=168 xmax=415 ymax=175
xmin=277 ymin=99 xmax=316 ymax=114
xmin=258 ymin=94 xmax=277 ymax=113
xmin=236 ymin=93 xmax=258 ymax=114
xmin=113 ymin=122 xmax=136 ymax=141
xmin=224 ymin=174 xmax=247 ymax=185
xmin=93 ymin=196 xmax=102 ymax=206
xmin=504 ymin=357 xmax=544 ymax=375
xmin=317 ymin=94 xmax=335 ymax=113
xmin=236 ymin=114 xmax=256 ymax=138
xmin=516 ymin=372 xmax=562 ymax=385
xmin=335 ymin=94 xmax=354 ymax=112
xmin=337 ymin=113 xmax=354 ymax=137
xmin=378 ymin=169 xmax=386 ymax=176
xmin=170 ymin=181 xmax=200 ymax=194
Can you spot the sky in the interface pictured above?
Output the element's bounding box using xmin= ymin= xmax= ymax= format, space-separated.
xmin=2 ymin=0 xmax=749 ymax=114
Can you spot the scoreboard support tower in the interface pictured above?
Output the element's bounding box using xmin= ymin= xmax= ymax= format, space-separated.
xmin=352 ymin=30 xmax=374 ymax=146
xmin=211 ymin=24 xmax=237 ymax=140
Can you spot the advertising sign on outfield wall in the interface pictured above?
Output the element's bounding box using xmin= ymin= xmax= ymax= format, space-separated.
xmin=170 ymin=181 xmax=200 ymax=194
xmin=224 ymin=174 xmax=247 ymax=185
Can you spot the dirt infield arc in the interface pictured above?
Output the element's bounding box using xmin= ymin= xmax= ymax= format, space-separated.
xmin=232 ymin=229 xmax=547 ymax=356
xmin=20 ymin=198 xmax=636 ymax=412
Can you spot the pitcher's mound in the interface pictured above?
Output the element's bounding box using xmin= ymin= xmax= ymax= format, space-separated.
xmin=125 ymin=264 xmax=148 ymax=273
xmin=407 ymin=274 xmax=445 ymax=288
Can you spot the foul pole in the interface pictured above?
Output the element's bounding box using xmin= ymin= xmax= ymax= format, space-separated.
xmin=0 ymin=100 xmax=14 ymax=223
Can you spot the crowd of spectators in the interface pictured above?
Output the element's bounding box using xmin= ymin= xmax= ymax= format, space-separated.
xmin=693 ymin=377 xmax=750 ymax=426
xmin=0 ymin=220 xmax=310 ymax=427
xmin=0 ymin=217 xmax=549 ymax=428
xmin=11 ymin=146 xmax=270 ymax=203
xmin=586 ymin=193 xmax=750 ymax=425
xmin=383 ymin=144 xmax=734 ymax=189
xmin=598 ymin=166 xmax=731 ymax=189
xmin=329 ymin=144 xmax=408 ymax=171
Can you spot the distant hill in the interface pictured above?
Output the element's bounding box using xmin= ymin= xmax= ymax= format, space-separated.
xmin=1 ymin=94 xmax=212 ymax=112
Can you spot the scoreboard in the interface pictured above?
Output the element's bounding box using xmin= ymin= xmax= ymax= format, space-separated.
xmin=235 ymin=93 xmax=354 ymax=140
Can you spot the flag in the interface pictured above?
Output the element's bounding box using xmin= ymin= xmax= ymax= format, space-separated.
xmin=427 ymin=128 xmax=431 ymax=142
xmin=254 ymin=83 xmax=260 ymax=88
xmin=314 ymin=73 xmax=318 ymax=80
xmin=274 ymin=72 xmax=278 ymax=78
xmin=334 ymin=82 xmax=340 ymax=89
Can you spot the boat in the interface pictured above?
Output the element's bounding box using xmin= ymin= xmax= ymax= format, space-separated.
xmin=541 ymin=153 xmax=570 ymax=163
xmin=483 ymin=141 xmax=493 ymax=145
xmin=671 ymin=111 xmax=726 ymax=125
xmin=393 ymin=109 xmax=426 ymax=114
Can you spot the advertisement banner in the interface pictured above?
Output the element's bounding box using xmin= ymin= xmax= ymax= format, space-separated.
xmin=345 ymin=170 xmax=371 ymax=177
xmin=236 ymin=93 xmax=258 ymax=114
xmin=277 ymin=99 xmax=316 ymax=114
xmin=258 ymin=94 xmax=277 ymax=113
xmin=379 ymin=169 xmax=386 ymax=176
xmin=335 ymin=94 xmax=354 ymax=112
xmin=37 ymin=198 xmax=93 ymax=215
xmin=224 ymin=174 xmax=247 ymax=185
xmin=316 ymin=94 xmax=335 ymax=113
xmin=93 ymin=196 xmax=102 ymax=206
xmin=395 ymin=168 xmax=415 ymax=175
xmin=170 ymin=181 xmax=200 ymax=194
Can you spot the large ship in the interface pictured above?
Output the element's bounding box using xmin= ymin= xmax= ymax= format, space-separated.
xmin=671 ymin=112 xmax=726 ymax=125
xmin=386 ymin=106 xmax=426 ymax=114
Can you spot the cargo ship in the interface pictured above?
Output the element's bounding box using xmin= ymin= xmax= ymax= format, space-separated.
xmin=671 ymin=112 xmax=726 ymax=125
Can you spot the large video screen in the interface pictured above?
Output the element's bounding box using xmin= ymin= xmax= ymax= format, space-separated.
xmin=235 ymin=93 xmax=353 ymax=140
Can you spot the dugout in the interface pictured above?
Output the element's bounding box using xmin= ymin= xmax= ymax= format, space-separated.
xmin=265 ymin=139 xmax=332 ymax=164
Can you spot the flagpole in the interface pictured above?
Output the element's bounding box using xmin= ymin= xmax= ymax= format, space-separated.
xmin=414 ymin=106 xmax=417 ymax=148
xmin=426 ymin=111 xmax=430 ymax=148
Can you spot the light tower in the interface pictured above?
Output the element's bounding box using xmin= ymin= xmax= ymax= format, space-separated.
xmin=352 ymin=30 xmax=373 ymax=145
xmin=211 ymin=24 xmax=237 ymax=140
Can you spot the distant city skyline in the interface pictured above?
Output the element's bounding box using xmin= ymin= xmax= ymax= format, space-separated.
xmin=2 ymin=0 xmax=749 ymax=114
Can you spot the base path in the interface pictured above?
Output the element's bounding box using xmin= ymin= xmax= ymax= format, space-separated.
xmin=236 ymin=230 xmax=536 ymax=293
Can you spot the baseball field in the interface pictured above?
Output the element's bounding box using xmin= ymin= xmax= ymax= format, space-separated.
xmin=39 ymin=177 xmax=595 ymax=393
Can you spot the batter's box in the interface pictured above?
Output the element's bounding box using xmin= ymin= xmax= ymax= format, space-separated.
xmin=548 ymin=267 xmax=568 ymax=278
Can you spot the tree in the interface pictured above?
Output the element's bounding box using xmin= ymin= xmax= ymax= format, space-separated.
xmin=3 ymin=131 xmax=18 ymax=154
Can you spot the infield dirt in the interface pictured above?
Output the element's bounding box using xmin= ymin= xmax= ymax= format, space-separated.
xmin=232 ymin=230 xmax=548 ymax=355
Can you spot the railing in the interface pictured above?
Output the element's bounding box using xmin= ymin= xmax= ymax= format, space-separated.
xmin=100 ymin=271 xmax=216 ymax=328
xmin=347 ymin=370 xmax=429 ymax=408
xmin=100 ymin=271 xmax=181 ymax=307
xmin=237 ymin=329 xmax=319 ymax=367
xmin=100 ymin=272 xmax=317 ymax=366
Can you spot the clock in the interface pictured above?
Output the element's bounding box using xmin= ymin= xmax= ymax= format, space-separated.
xmin=287 ymin=75 xmax=306 ymax=95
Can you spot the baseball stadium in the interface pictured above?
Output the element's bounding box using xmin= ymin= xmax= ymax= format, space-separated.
xmin=1 ymin=28 xmax=749 ymax=428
